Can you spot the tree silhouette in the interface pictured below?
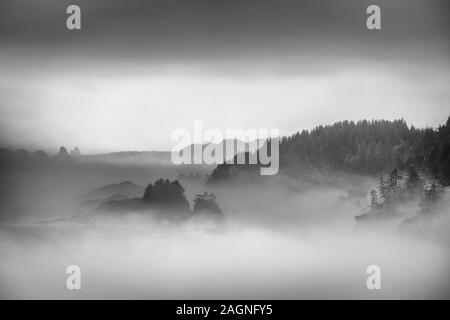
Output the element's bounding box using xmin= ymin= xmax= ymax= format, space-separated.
xmin=208 ymin=117 xmax=450 ymax=186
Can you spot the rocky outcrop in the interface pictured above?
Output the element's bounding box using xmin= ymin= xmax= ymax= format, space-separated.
xmin=71 ymin=147 xmax=81 ymax=156
xmin=193 ymin=192 xmax=224 ymax=218
xmin=92 ymin=179 xmax=191 ymax=221
xmin=58 ymin=146 xmax=70 ymax=158
xmin=83 ymin=180 xmax=225 ymax=224
xmin=142 ymin=179 xmax=190 ymax=214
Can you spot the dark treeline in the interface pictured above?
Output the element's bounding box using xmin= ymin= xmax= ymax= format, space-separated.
xmin=280 ymin=117 xmax=450 ymax=184
xmin=209 ymin=117 xmax=450 ymax=186
xmin=93 ymin=178 xmax=224 ymax=222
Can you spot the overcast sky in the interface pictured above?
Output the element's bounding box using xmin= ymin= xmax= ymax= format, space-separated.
xmin=0 ymin=0 xmax=449 ymax=153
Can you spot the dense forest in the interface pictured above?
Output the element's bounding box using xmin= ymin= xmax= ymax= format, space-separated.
xmin=208 ymin=117 xmax=450 ymax=186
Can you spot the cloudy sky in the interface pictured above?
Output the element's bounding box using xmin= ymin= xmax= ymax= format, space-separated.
xmin=0 ymin=0 xmax=449 ymax=153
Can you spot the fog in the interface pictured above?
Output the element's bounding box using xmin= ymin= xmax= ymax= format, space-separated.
xmin=0 ymin=158 xmax=449 ymax=299
xmin=1 ymin=222 xmax=449 ymax=299
xmin=1 ymin=0 xmax=448 ymax=300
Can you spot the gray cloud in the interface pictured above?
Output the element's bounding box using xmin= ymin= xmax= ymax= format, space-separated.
xmin=0 ymin=0 xmax=448 ymax=152
xmin=0 ymin=0 xmax=448 ymax=65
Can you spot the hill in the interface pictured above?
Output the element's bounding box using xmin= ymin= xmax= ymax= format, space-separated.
xmin=207 ymin=117 xmax=450 ymax=186
xmin=74 ymin=181 xmax=145 ymax=203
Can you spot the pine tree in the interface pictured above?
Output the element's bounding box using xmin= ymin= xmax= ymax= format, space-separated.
xmin=405 ymin=165 xmax=422 ymax=194
xmin=419 ymin=181 xmax=445 ymax=214
xmin=389 ymin=168 xmax=402 ymax=192
xmin=377 ymin=175 xmax=390 ymax=206
xmin=370 ymin=189 xmax=379 ymax=209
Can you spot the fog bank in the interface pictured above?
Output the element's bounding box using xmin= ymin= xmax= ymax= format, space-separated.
xmin=0 ymin=222 xmax=449 ymax=299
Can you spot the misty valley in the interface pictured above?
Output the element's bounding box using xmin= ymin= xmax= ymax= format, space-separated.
xmin=0 ymin=117 xmax=449 ymax=299
xmin=0 ymin=0 xmax=448 ymax=306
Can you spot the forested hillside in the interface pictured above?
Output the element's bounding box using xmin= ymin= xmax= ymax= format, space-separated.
xmin=208 ymin=117 xmax=450 ymax=185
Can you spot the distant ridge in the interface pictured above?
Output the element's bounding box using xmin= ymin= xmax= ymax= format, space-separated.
xmin=74 ymin=181 xmax=145 ymax=203
xmin=79 ymin=151 xmax=172 ymax=165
